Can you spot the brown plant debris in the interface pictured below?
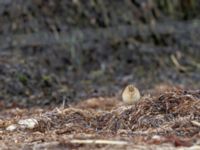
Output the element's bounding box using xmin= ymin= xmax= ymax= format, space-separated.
xmin=0 ymin=88 xmax=200 ymax=149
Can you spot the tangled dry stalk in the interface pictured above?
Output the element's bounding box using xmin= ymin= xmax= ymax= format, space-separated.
xmin=0 ymin=87 xmax=200 ymax=149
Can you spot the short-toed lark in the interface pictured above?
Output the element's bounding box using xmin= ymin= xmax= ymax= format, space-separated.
xmin=122 ymin=84 xmax=141 ymax=105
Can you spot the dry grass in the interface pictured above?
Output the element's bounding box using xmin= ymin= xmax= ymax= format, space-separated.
xmin=0 ymin=87 xmax=200 ymax=149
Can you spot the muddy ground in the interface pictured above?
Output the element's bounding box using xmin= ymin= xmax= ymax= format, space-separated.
xmin=0 ymin=0 xmax=200 ymax=149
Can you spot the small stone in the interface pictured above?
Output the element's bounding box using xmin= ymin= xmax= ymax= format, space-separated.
xmin=18 ymin=118 xmax=38 ymax=129
xmin=6 ymin=124 xmax=18 ymax=131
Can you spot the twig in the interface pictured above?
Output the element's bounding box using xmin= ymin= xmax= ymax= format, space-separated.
xmin=170 ymin=54 xmax=187 ymax=72
xmin=191 ymin=120 xmax=200 ymax=127
xmin=33 ymin=141 xmax=59 ymax=150
xmin=70 ymin=139 xmax=128 ymax=145
xmin=61 ymin=96 xmax=66 ymax=110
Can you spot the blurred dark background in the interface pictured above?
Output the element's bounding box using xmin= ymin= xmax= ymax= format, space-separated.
xmin=0 ymin=0 xmax=199 ymax=108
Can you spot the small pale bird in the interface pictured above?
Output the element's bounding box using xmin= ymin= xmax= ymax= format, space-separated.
xmin=122 ymin=84 xmax=141 ymax=105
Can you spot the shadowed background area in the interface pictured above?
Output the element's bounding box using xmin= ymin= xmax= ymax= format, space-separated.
xmin=0 ymin=0 xmax=199 ymax=108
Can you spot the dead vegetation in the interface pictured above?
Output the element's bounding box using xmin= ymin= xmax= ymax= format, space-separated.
xmin=0 ymin=87 xmax=200 ymax=149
